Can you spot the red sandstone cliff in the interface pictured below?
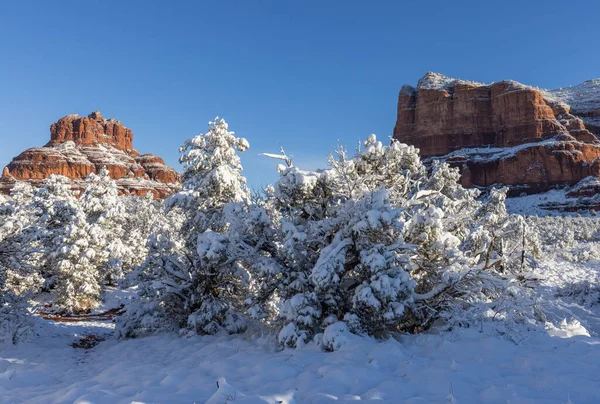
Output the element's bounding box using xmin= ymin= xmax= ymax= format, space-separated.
xmin=393 ymin=73 xmax=600 ymax=194
xmin=0 ymin=111 xmax=181 ymax=198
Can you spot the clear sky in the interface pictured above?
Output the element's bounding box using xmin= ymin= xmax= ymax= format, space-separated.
xmin=1 ymin=0 xmax=599 ymax=189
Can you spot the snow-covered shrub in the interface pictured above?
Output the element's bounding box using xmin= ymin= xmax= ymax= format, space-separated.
xmin=263 ymin=145 xmax=408 ymax=340
xmin=322 ymin=321 xmax=352 ymax=352
xmin=554 ymin=280 xmax=600 ymax=308
xmin=435 ymin=282 xmax=544 ymax=342
xmin=465 ymin=188 xmax=540 ymax=274
xmin=0 ymin=260 xmax=35 ymax=345
xmin=117 ymin=210 xmax=189 ymax=335
xmin=310 ymin=189 xmax=414 ymax=337
xmin=186 ymin=228 xmax=249 ymax=335
xmin=407 ymin=187 xmax=542 ymax=335
xmin=527 ymin=215 xmax=600 ymax=264
xmin=229 ymin=200 xmax=282 ymax=323
xmin=29 ymin=175 xmax=106 ymax=313
xmin=528 ymin=215 xmax=600 ymax=246
xmin=256 ymin=168 xmax=335 ymax=347
xmin=553 ymin=243 xmax=600 ymax=263
xmin=79 ymin=168 xmax=122 ymax=284
xmin=0 ymin=287 xmax=35 ymax=345
xmin=256 ymin=136 xmax=541 ymax=346
xmin=29 ymin=171 xmax=164 ymax=312
xmin=115 ymin=297 xmax=174 ymax=339
xmin=8 ymin=174 xmax=111 ymax=314
xmin=80 ymin=168 xmax=122 ymax=223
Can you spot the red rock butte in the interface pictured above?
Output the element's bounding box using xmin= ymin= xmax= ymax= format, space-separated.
xmin=0 ymin=111 xmax=181 ymax=198
xmin=393 ymin=73 xmax=600 ymax=195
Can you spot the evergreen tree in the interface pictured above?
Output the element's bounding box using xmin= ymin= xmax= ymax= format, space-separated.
xmin=0 ymin=182 xmax=42 ymax=295
xmin=119 ymin=118 xmax=253 ymax=336
xmin=51 ymin=205 xmax=103 ymax=313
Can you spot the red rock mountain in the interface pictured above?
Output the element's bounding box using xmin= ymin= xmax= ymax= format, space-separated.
xmin=0 ymin=111 xmax=181 ymax=198
xmin=393 ymin=73 xmax=600 ymax=194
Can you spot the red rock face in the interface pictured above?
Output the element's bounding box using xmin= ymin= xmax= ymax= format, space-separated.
xmin=48 ymin=111 xmax=135 ymax=153
xmin=394 ymin=73 xmax=600 ymax=193
xmin=455 ymin=142 xmax=600 ymax=191
xmin=135 ymin=154 xmax=181 ymax=183
xmin=1 ymin=111 xmax=181 ymax=199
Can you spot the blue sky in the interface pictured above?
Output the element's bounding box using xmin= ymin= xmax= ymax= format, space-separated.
xmin=1 ymin=0 xmax=598 ymax=189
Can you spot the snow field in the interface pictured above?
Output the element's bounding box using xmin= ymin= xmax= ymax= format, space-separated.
xmin=1 ymin=317 xmax=599 ymax=403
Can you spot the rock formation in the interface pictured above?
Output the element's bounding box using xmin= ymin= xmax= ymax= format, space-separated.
xmin=393 ymin=73 xmax=600 ymax=194
xmin=0 ymin=111 xmax=181 ymax=198
xmin=548 ymin=78 xmax=600 ymax=136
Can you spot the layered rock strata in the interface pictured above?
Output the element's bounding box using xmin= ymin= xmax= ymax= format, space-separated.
xmin=0 ymin=111 xmax=181 ymax=198
xmin=393 ymin=73 xmax=600 ymax=194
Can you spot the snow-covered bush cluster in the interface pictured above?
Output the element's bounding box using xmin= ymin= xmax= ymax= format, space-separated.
xmin=528 ymin=215 xmax=600 ymax=245
xmin=0 ymin=169 xmax=165 ymax=343
xmin=116 ymin=118 xmax=545 ymax=349
xmin=527 ymin=215 xmax=600 ymax=262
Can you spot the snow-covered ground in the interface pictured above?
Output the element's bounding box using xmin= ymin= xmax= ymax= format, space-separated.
xmin=2 ymin=251 xmax=600 ymax=404
xmin=2 ymin=320 xmax=599 ymax=403
xmin=505 ymin=189 xmax=577 ymax=216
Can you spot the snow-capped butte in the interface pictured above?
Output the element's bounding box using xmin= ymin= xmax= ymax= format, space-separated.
xmin=0 ymin=111 xmax=181 ymax=199
xmin=394 ymin=72 xmax=600 ymax=205
xmin=416 ymin=71 xmax=487 ymax=90
xmin=410 ymin=72 xmax=600 ymax=114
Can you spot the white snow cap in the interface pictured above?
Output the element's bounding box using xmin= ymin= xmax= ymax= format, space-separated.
xmin=545 ymin=78 xmax=600 ymax=115
xmin=417 ymin=72 xmax=486 ymax=90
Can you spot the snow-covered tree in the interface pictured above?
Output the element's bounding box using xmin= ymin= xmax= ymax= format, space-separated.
xmin=28 ymin=175 xmax=82 ymax=289
xmin=0 ymin=177 xmax=82 ymax=298
xmin=119 ymin=117 xmax=254 ymax=336
xmin=329 ymin=135 xmax=424 ymax=203
xmin=6 ymin=175 xmax=106 ymax=313
xmin=0 ymin=188 xmax=38 ymax=344
xmin=251 ymin=167 xmax=333 ymax=346
xmin=50 ymin=204 xmax=104 ymax=314
xmin=116 ymin=207 xmax=187 ymax=338
xmin=80 ymin=169 xmax=166 ymax=287
xmin=0 ymin=182 xmax=42 ymax=295
xmin=80 ymin=168 xmax=121 ymax=224
xmin=79 ymin=169 xmax=119 ymax=284
xmin=118 ymin=192 xmax=166 ymax=283
xmin=174 ymin=117 xmax=250 ymax=220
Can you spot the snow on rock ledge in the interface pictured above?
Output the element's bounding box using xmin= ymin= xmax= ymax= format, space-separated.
xmin=416 ymin=71 xmax=486 ymax=91
xmin=0 ymin=111 xmax=181 ymax=199
xmin=546 ymin=78 xmax=600 ymax=135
